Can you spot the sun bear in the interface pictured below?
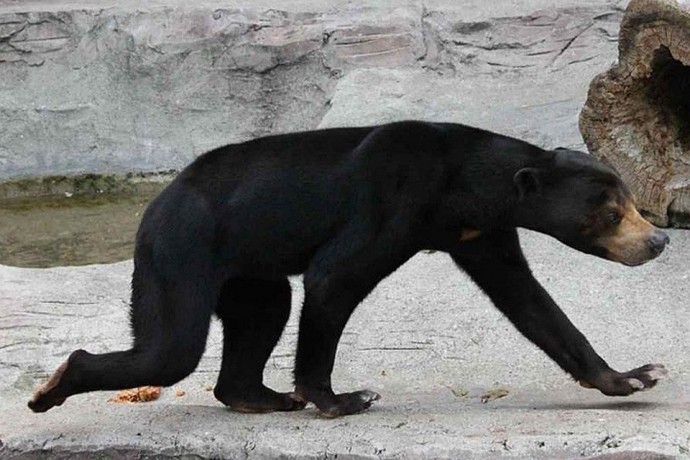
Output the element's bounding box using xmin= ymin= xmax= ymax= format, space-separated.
xmin=29 ymin=121 xmax=669 ymax=417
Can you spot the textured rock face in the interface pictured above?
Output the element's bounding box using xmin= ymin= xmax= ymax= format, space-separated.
xmin=0 ymin=5 xmax=426 ymax=179
xmin=580 ymin=0 xmax=690 ymax=227
xmin=0 ymin=2 xmax=627 ymax=184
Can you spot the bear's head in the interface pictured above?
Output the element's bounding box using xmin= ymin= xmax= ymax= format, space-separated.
xmin=513 ymin=148 xmax=669 ymax=266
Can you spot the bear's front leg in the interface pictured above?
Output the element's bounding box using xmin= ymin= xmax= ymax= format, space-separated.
xmin=294 ymin=234 xmax=415 ymax=417
xmin=450 ymin=228 xmax=667 ymax=396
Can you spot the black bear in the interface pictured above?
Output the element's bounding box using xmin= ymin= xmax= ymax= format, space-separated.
xmin=29 ymin=121 xmax=669 ymax=417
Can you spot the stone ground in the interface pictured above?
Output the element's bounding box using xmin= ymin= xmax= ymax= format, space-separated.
xmin=1 ymin=230 xmax=689 ymax=459
xmin=1 ymin=0 xmax=690 ymax=459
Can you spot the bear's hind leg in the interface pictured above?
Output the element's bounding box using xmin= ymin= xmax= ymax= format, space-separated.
xmin=29 ymin=263 xmax=216 ymax=413
xmin=213 ymin=277 xmax=305 ymax=413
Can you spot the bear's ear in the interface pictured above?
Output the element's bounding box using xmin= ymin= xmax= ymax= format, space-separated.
xmin=513 ymin=167 xmax=542 ymax=201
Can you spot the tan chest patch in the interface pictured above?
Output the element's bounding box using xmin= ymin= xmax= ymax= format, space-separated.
xmin=460 ymin=228 xmax=482 ymax=241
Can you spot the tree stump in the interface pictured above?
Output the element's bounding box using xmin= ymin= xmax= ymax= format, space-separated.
xmin=580 ymin=0 xmax=690 ymax=227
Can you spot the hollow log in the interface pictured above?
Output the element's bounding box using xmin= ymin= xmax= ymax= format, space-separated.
xmin=580 ymin=0 xmax=690 ymax=227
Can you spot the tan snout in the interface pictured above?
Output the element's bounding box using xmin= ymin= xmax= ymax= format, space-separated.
xmin=597 ymin=203 xmax=669 ymax=266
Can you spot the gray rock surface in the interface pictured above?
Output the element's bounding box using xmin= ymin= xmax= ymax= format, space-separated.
xmin=1 ymin=229 xmax=689 ymax=459
xmin=319 ymin=2 xmax=627 ymax=150
xmin=1 ymin=0 xmax=626 ymax=180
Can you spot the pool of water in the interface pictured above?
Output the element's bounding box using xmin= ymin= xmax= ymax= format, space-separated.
xmin=0 ymin=191 xmax=162 ymax=268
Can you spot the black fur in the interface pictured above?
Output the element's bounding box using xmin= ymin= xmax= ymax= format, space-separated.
xmin=28 ymin=121 xmax=669 ymax=416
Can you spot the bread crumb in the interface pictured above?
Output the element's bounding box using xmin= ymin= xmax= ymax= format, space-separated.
xmin=448 ymin=386 xmax=469 ymax=398
xmin=175 ymin=388 xmax=186 ymax=397
xmin=480 ymin=388 xmax=509 ymax=403
xmin=109 ymin=386 xmax=161 ymax=404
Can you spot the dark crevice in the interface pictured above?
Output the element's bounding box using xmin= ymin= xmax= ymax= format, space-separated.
xmin=668 ymin=196 xmax=690 ymax=228
xmin=645 ymin=45 xmax=690 ymax=150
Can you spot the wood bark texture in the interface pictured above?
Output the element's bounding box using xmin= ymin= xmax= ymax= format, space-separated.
xmin=580 ymin=0 xmax=690 ymax=227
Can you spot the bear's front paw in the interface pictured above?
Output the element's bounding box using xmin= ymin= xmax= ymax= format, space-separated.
xmin=580 ymin=363 xmax=668 ymax=396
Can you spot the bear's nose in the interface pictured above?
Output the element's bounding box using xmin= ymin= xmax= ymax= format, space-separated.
xmin=648 ymin=230 xmax=670 ymax=256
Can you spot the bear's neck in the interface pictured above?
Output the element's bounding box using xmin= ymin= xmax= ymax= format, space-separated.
xmin=450 ymin=141 xmax=555 ymax=230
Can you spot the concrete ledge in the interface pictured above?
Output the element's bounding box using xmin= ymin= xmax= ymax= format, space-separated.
xmin=0 ymin=171 xmax=172 ymax=200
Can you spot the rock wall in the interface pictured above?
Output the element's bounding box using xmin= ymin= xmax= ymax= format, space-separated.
xmin=0 ymin=4 xmax=429 ymax=178
xmin=0 ymin=2 xmax=624 ymax=181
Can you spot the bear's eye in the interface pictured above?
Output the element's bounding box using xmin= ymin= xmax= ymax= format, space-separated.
xmin=608 ymin=211 xmax=622 ymax=225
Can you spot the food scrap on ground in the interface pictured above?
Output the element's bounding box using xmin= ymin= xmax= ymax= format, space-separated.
xmin=108 ymin=386 xmax=161 ymax=404
xmin=447 ymin=386 xmax=469 ymax=398
xmin=480 ymin=388 xmax=509 ymax=403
